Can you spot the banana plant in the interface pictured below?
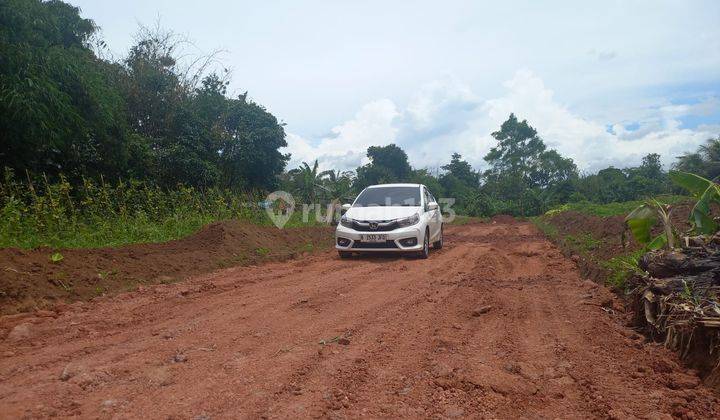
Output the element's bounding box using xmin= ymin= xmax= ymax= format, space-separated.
xmin=623 ymin=198 xmax=675 ymax=250
xmin=624 ymin=171 xmax=720 ymax=250
xmin=668 ymin=170 xmax=720 ymax=235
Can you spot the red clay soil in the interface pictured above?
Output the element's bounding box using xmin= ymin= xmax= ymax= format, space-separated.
xmin=1 ymin=220 xmax=717 ymax=418
xmin=0 ymin=221 xmax=334 ymax=315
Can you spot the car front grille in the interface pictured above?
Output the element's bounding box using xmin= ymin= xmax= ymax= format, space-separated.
xmin=351 ymin=220 xmax=399 ymax=232
xmin=352 ymin=240 xmax=398 ymax=249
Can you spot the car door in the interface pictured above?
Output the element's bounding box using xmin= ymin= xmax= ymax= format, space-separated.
xmin=423 ymin=187 xmax=439 ymax=240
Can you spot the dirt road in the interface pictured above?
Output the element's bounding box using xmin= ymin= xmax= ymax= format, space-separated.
xmin=1 ymin=220 xmax=718 ymax=419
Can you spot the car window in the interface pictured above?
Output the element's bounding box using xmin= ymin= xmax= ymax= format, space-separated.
xmin=353 ymin=186 xmax=421 ymax=207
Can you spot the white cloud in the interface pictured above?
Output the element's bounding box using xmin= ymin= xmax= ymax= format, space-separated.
xmin=283 ymin=99 xmax=399 ymax=171
xmin=405 ymin=76 xmax=479 ymax=128
xmin=284 ymin=70 xmax=719 ymax=174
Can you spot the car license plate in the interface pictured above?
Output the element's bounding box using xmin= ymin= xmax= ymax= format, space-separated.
xmin=361 ymin=234 xmax=387 ymax=243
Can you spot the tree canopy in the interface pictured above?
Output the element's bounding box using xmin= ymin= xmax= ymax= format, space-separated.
xmin=355 ymin=144 xmax=412 ymax=189
xmin=1 ymin=0 xmax=288 ymax=190
xmin=479 ymin=114 xmax=578 ymax=215
xmin=674 ymin=137 xmax=720 ymax=181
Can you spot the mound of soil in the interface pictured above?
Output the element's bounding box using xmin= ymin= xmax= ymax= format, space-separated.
xmin=0 ymin=221 xmax=334 ymax=315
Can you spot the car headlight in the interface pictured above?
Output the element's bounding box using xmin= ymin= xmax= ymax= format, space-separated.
xmin=340 ymin=215 xmax=354 ymax=228
xmin=396 ymin=213 xmax=420 ymax=227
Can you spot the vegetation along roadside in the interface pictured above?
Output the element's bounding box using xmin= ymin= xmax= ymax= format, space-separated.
xmin=534 ymin=169 xmax=720 ymax=389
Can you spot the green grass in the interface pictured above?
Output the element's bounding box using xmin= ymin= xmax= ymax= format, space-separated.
xmin=3 ymin=208 xmax=325 ymax=250
xmin=601 ymin=250 xmax=645 ymax=290
xmin=531 ymin=214 xmax=642 ymax=292
xmin=530 ymin=216 xmax=559 ymax=240
xmin=0 ymin=170 xmax=326 ymax=250
xmin=544 ymin=195 xmax=689 ymax=217
xmin=564 ymin=233 xmax=602 ymax=255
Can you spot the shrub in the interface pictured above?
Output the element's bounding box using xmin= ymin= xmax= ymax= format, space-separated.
xmin=0 ymin=168 xmax=274 ymax=249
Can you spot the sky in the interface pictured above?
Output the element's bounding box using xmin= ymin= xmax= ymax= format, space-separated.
xmin=69 ymin=0 xmax=720 ymax=173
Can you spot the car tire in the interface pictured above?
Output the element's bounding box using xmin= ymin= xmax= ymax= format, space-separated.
xmin=433 ymin=224 xmax=443 ymax=249
xmin=338 ymin=251 xmax=352 ymax=259
xmin=418 ymin=228 xmax=430 ymax=259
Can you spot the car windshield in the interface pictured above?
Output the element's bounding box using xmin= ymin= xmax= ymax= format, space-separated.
xmin=353 ymin=186 xmax=421 ymax=207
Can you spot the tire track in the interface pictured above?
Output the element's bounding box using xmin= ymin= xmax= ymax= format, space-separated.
xmin=0 ymin=220 xmax=718 ymax=419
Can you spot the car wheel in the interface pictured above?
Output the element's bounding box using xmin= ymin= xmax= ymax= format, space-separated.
xmin=433 ymin=224 xmax=443 ymax=249
xmin=338 ymin=251 xmax=352 ymax=259
xmin=418 ymin=228 xmax=430 ymax=259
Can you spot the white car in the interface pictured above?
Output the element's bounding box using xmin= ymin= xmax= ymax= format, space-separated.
xmin=335 ymin=183 xmax=443 ymax=259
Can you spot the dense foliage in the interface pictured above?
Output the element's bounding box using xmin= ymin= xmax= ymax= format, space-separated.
xmin=1 ymin=0 xmax=288 ymax=190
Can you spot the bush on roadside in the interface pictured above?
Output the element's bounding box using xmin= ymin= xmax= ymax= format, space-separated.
xmin=0 ymin=168 xmax=296 ymax=249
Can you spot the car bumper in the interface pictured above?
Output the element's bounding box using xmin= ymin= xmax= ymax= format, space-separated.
xmin=334 ymin=224 xmax=423 ymax=252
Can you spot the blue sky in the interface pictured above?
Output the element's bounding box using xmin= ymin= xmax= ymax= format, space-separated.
xmin=69 ymin=0 xmax=720 ymax=172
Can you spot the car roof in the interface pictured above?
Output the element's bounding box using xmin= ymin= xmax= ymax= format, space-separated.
xmin=366 ymin=183 xmax=422 ymax=188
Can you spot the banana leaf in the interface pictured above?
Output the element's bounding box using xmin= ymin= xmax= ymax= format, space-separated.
xmin=646 ymin=232 xmax=668 ymax=250
xmin=669 ymin=170 xmax=713 ymax=198
xmin=670 ymin=170 xmax=720 ymax=235
xmin=624 ymin=203 xmax=657 ymax=245
xmin=692 ymin=184 xmax=720 ymax=234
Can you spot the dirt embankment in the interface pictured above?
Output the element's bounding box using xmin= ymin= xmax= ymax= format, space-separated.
xmin=0 ymin=222 xmax=334 ymax=315
xmin=542 ymin=202 xmax=693 ymax=286
xmin=544 ymin=211 xmax=628 ymax=284
xmin=1 ymin=220 xmax=717 ymax=418
xmin=538 ymin=203 xmax=720 ymax=390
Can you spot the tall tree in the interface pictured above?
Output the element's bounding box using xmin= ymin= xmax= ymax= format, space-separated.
xmin=0 ymin=0 xmax=130 ymax=179
xmin=217 ymin=95 xmax=288 ymax=190
xmin=317 ymin=169 xmax=355 ymax=222
xmin=318 ymin=170 xmax=355 ymax=203
xmin=412 ymin=168 xmax=444 ymax=198
xmin=674 ymin=137 xmax=720 ymax=181
xmin=482 ymin=114 xmax=577 ymax=215
xmin=441 ymin=153 xmax=479 ymax=188
xmin=355 ymin=144 xmax=412 ymax=189
xmin=674 ymin=152 xmax=705 ymax=176
xmin=483 ymin=114 xmax=547 ymax=184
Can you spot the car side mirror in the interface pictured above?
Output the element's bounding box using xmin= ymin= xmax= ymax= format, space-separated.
xmin=341 ymin=203 xmax=352 ymax=211
xmin=427 ymin=202 xmax=438 ymax=211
